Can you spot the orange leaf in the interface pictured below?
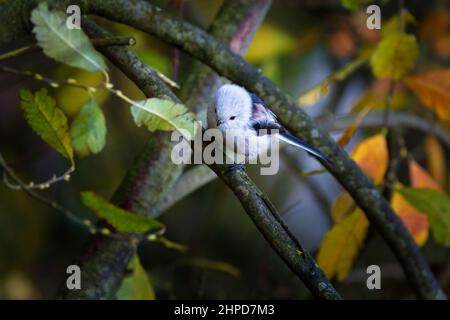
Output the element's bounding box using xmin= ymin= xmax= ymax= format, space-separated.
xmin=433 ymin=34 xmax=450 ymax=59
xmin=419 ymin=10 xmax=450 ymax=40
xmin=350 ymin=134 xmax=388 ymax=184
xmin=404 ymin=69 xmax=450 ymax=120
xmin=409 ymin=160 xmax=442 ymax=191
xmin=331 ymin=191 xmax=355 ymax=223
xmin=391 ymin=191 xmax=429 ymax=246
xmin=425 ymin=135 xmax=446 ymax=186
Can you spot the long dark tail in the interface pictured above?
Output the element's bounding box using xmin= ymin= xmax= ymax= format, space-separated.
xmin=279 ymin=132 xmax=330 ymax=163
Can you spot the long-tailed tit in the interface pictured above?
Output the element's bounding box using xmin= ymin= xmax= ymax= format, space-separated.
xmin=207 ymin=84 xmax=328 ymax=163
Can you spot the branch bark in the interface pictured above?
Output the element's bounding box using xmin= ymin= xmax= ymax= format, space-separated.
xmin=74 ymin=7 xmax=341 ymax=300
xmin=36 ymin=0 xmax=341 ymax=300
xmin=1 ymin=0 xmax=444 ymax=299
xmin=76 ymin=0 xmax=445 ymax=299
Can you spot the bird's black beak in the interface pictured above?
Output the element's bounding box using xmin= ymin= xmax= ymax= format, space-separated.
xmin=216 ymin=120 xmax=223 ymax=126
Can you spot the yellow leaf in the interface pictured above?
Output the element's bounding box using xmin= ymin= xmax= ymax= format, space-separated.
xmin=409 ymin=160 xmax=442 ymax=192
xmin=391 ymin=191 xmax=429 ymax=246
xmin=370 ymin=32 xmax=418 ymax=80
xmin=350 ymin=134 xmax=388 ymax=184
xmin=298 ymin=82 xmax=330 ymax=106
xmin=425 ymin=136 xmax=446 ymax=186
xmin=381 ymin=12 xmax=417 ymax=39
xmin=245 ymin=24 xmax=295 ymax=63
xmin=351 ymin=80 xmax=407 ymax=112
xmin=317 ymin=209 xmax=369 ymax=281
xmin=331 ymin=191 xmax=355 ymax=223
xmin=404 ymin=69 xmax=450 ymax=120
xmin=298 ymin=55 xmax=368 ymax=106
xmin=54 ymin=66 xmax=109 ymax=117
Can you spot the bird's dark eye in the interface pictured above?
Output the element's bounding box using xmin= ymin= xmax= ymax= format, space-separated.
xmin=229 ymin=116 xmax=236 ymax=120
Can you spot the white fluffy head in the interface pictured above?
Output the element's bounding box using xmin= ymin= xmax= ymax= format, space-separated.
xmin=207 ymin=84 xmax=252 ymax=130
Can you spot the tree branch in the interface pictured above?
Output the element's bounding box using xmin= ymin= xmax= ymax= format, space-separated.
xmin=76 ymin=0 xmax=445 ymax=299
xmin=75 ymin=11 xmax=341 ymax=299
xmin=57 ymin=19 xmax=184 ymax=299
xmin=2 ymin=0 xmax=444 ymax=299
xmin=321 ymin=112 xmax=450 ymax=152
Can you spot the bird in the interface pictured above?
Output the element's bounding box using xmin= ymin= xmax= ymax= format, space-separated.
xmin=207 ymin=84 xmax=328 ymax=165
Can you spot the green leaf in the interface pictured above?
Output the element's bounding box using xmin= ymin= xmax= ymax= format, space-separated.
xmin=31 ymin=2 xmax=106 ymax=72
xmin=370 ymin=32 xmax=418 ymax=80
xmin=19 ymin=88 xmax=73 ymax=160
xmin=398 ymin=188 xmax=450 ymax=246
xmin=116 ymin=253 xmax=155 ymax=300
xmin=340 ymin=0 xmax=371 ymax=11
xmin=80 ymin=191 xmax=163 ymax=233
xmin=70 ymin=100 xmax=106 ymax=158
xmin=131 ymin=98 xmax=197 ymax=140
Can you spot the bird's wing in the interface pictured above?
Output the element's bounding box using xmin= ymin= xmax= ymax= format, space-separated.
xmin=249 ymin=93 xmax=329 ymax=163
xmin=249 ymin=93 xmax=283 ymax=135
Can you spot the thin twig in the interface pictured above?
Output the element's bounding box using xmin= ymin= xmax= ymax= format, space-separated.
xmin=84 ymin=0 xmax=443 ymax=299
xmin=0 ymin=36 xmax=136 ymax=62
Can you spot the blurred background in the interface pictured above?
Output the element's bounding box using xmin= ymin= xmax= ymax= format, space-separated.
xmin=0 ymin=0 xmax=449 ymax=299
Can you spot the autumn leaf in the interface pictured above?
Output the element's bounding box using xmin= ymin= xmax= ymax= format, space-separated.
xmin=371 ymin=32 xmax=418 ymax=80
xmin=404 ymin=69 xmax=450 ymax=120
xmin=351 ymin=80 xmax=407 ymax=112
xmin=409 ymin=160 xmax=442 ymax=191
xmin=391 ymin=190 xmax=429 ymax=246
xmin=433 ymin=34 xmax=450 ymax=59
xmin=317 ymin=209 xmax=369 ymax=281
xmin=337 ymin=104 xmax=373 ymax=147
xmin=391 ymin=161 xmax=442 ymax=246
xmin=331 ymin=134 xmax=388 ymax=223
xmin=19 ymin=88 xmax=73 ymax=160
xmin=55 ymin=65 xmax=110 ymax=116
xmin=381 ymin=13 xmax=417 ymax=39
xmin=245 ymin=24 xmax=295 ymax=63
xmin=116 ymin=253 xmax=155 ymax=300
xmin=419 ymin=10 xmax=450 ymax=40
xmin=399 ymin=188 xmax=450 ymax=246
xmin=340 ymin=0 xmax=371 ymax=11
xmin=350 ymin=134 xmax=388 ymax=184
xmin=425 ymin=136 xmax=446 ymax=186
xmin=298 ymin=55 xmax=367 ymax=106
xmin=331 ymin=191 xmax=355 ymax=223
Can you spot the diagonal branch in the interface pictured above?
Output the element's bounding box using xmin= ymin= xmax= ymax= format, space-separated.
xmin=78 ymin=0 xmax=445 ymax=299
xmin=37 ymin=0 xmax=340 ymax=300
xmin=66 ymin=9 xmax=340 ymax=299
